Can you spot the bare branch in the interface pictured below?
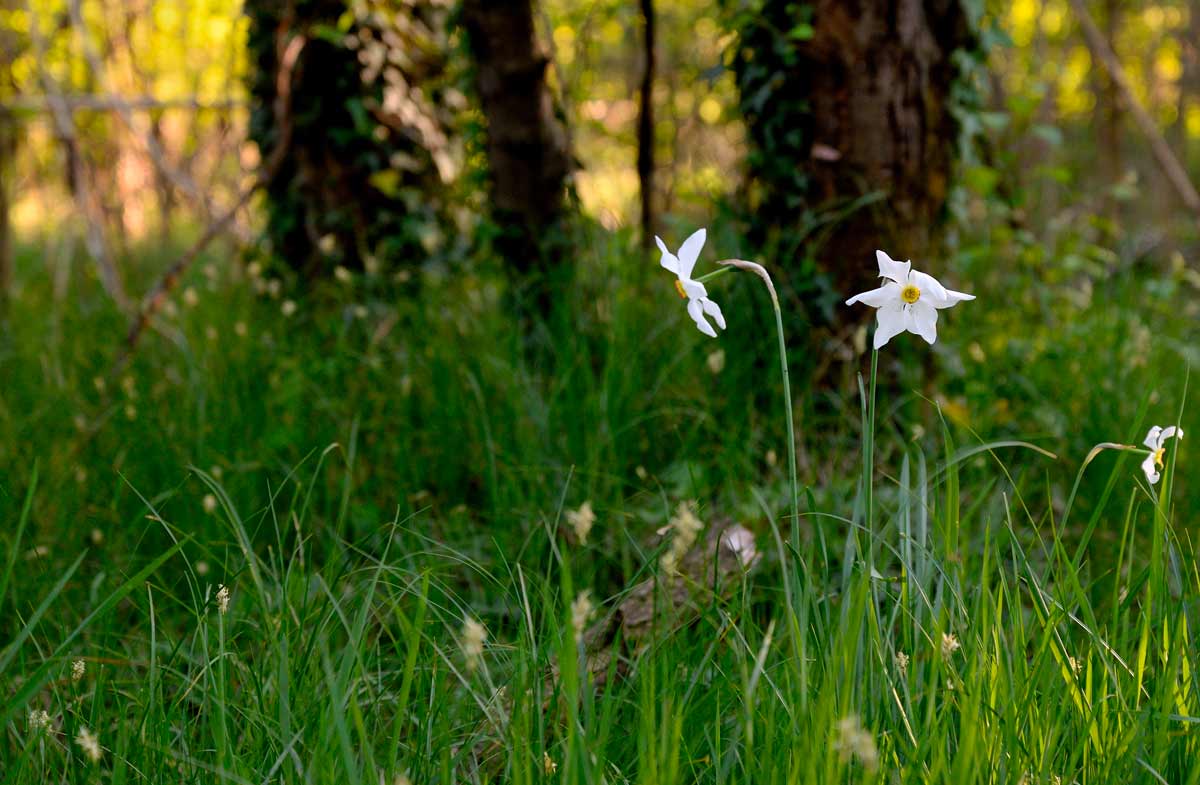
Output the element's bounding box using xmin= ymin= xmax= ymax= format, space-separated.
xmin=109 ymin=33 xmax=307 ymax=379
xmin=1069 ymin=0 xmax=1200 ymax=217
xmin=25 ymin=1 xmax=129 ymax=311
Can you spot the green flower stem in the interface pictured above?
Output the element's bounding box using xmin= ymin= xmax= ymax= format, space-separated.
xmin=715 ymin=260 xmax=799 ymax=529
xmin=865 ymin=348 xmax=878 ymax=549
xmin=694 ymin=266 xmax=736 ymax=285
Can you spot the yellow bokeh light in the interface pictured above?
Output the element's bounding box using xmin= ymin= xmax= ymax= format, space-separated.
xmin=699 ymin=97 xmax=722 ymax=124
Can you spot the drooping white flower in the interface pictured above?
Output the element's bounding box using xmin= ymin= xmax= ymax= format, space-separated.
xmin=846 ymin=250 xmax=975 ymax=349
xmin=656 ymin=228 xmax=726 ymax=338
xmin=1141 ymin=425 xmax=1183 ymax=484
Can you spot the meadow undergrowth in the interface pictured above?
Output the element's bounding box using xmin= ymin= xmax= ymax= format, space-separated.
xmin=2 ymin=226 xmax=1200 ymax=783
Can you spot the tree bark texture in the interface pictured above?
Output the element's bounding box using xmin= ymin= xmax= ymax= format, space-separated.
xmin=638 ymin=0 xmax=657 ymax=248
xmin=735 ymin=0 xmax=974 ymax=296
xmin=461 ymin=0 xmax=570 ymax=273
xmin=246 ymin=0 xmax=459 ymax=278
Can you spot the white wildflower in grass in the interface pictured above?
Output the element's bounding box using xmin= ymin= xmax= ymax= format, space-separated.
xmin=834 ymin=715 xmax=879 ymax=771
xmin=71 ymin=659 xmax=86 ymax=682
xmin=216 ymin=584 xmax=231 ymax=615
xmin=1141 ymin=425 xmax=1183 ymax=485
xmin=334 ymin=265 xmax=353 ymax=283
xmin=895 ymin=651 xmax=910 ymax=673
xmin=234 ymin=321 xmax=248 ymax=337
xmin=846 ymin=250 xmax=975 ymax=349
xmin=941 ymin=632 xmax=961 ymax=660
xmin=706 ymin=348 xmax=725 ymax=374
xmin=281 ymin=299 xmax=297 ymax=317
xmin=656 ymin=228 xmax=726 ymax=338
xmin=203 ymin=494 xmax=219 ymax=514
xmin=28 ymin=709 xmax=51 ymax=732
xmin=661 ymin=502 xmax=704 ymax=574
xmin=570 ymin=590 xmax=594 ymax=644
xmin=195 ymin=560 xmax=210 ymax=576
xmin=543 ymin=752 xmax=558 ymax=774
xmin=183 ymin=287 xmax=199 ymax=308
xmin=75 ymin=726 xmax=102 ymax=762
xmin=460 ymin=616 xmax=487 ymax=672
xmin=353 ymin=304 xmax=369 ymax=320
xmin=566 ymin=501 xmax=596 ymax=545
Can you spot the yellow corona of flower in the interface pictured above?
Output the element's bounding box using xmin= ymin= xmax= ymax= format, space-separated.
xmin=1140 ymin=425 xmax=1183 ymax=485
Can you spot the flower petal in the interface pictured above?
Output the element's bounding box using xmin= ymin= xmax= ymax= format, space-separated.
xmin=1142 ymin=452 xmax=1161 ymax=485
xmin=1144 ymin=426 xmax=1163 ymax=450
xmin=682 ymin=279 xmax=707 ymax=299
xmin=908 ymin=270 xmax=950 ymax=304
xmin=1161 ymin=425 xmax=1183 ymax=443
xmin=873 ymin=302 xmax=906 ymax=349
xmin=876 ymin=250 xmax=911 ymax=283
xmin=932 ymin=290 xmax=975 ymax=309
xmin=687 ymin=297 xmax=718 ymax=338
xmin=656 ymin=235 xmax=680 ymax=275
xmin=702 ymin=297 xmax=726 ymax=330
xmin=846 ymin=282 xmax=900 ymax=308
xmin=677 ymin=228 xmax=707 ymax=280
xmin=907 ymin=300 xmax=939 ymax=344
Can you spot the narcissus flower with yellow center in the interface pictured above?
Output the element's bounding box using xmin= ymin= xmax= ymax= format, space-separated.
xmin=1141 ymin=425 xmax=1183 ymax=485
xmin=846 ymin=250 xmax=975 ymax=349
xmin=656 ymin=228 xmax=726 ymax=338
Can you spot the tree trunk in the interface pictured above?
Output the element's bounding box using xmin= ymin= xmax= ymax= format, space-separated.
xmin=245 ymin=0 xmax=459 ymax=279
xmin=461 ymin=0 xmax=571 ymax=278
xmin=637 ymin=0 xmax=657 ymax=249
xmin=733 ymin=0 xmax=975 ymax=298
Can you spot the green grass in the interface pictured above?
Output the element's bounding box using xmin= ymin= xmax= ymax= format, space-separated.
xmin=3 ymin=219 xmax=1200 ymax=783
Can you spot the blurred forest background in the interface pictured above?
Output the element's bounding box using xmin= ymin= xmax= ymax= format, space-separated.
xmin=1 ymin=0 xmax=1199 ymax=574
xmin=8 ymin=1 xmax=1200 ymax=781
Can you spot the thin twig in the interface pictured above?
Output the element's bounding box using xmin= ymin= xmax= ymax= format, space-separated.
xmin=109 ymin=34 xmax=306 ymax=380
xmin=1 ymin=95 xmax=244 ymax=113
xmin=25 ymin=1 xmax=128 ymax=311
xmin=1069 ymin=0 xmax=1200 ymax=217
xmin=65 ymin=0 xmax=219 ymax=228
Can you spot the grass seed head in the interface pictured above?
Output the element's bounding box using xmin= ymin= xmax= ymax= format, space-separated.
xmin=461 ymin=616 xmax=487 ymax=672
xmin=75 ymin=726 xmax=102 ymax=762
xmin=566 ymin=501 xmax=596 ymax=544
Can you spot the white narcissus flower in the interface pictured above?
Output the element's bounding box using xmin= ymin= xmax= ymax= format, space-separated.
xmin=1141 ymin=425 xmax=1183 ymax=484
xmin=656 ymin=228 xmax=726 ymax=338
xmin=846 ymin=251 xmax=975 ymax=349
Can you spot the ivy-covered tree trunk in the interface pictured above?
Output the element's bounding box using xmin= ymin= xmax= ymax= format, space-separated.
xmin=460 ymin=0 xmax=571 ymax=281
xmin=245 ymin=0 xmax=460 ymax=279
xmin=732 ymin=0 xmax=977 ymax=298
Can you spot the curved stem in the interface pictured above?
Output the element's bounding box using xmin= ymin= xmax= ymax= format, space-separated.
xmin=716 ymin=259 xmax=799 ymax=528
xmin=694 ymin=266 xmax=736 ymax=285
